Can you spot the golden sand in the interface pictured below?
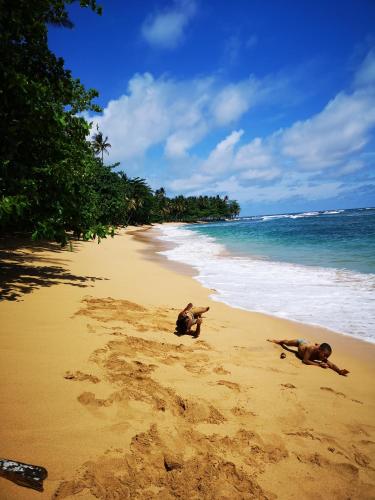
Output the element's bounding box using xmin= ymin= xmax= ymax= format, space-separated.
xmin=0 ymin=227 xmax=374 ymax=499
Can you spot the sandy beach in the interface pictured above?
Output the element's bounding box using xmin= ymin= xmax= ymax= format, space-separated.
xmin=1 ymin=227 xmax=375 ymax=499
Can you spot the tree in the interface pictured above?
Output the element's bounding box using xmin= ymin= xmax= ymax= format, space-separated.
xmin=123 ymin=176 xmax=154 ymax=225
xmin=0 ymin=1 xmax=241 ymax=243
xmin=0 ymin=0 xmax=106 ymax=244
xmin=91 ymin=126 xmax=111 ymax=164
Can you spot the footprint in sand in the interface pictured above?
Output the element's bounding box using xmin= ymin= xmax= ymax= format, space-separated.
xmin=280 ymin=383 xmax=296 ymax=389
xmin=320 ymin=386 xmax=346 ymax=398
xmin=64 ymin=371 xmax=100 ymax=383
xmin=286 ymin=430 xmax=322 ymax=441
xmin=231 ymin=406 xmax=257 ymax=417
xmin=78 ymin=391 xmax=112 ymax=407
xmin=216 ymin=380 xmax=241 ymax=392
xmin=295 ymin=452 xmax=359 ymax=477
xmin=320 ymin=386 xmax=363 ymax=404
xmin=352 ymin=447 xmax=371 ymax=467
xmin=184 ymin=362 xmax=208 ymax=375
xmin=213 ymin=365 xmax=231 ymax=375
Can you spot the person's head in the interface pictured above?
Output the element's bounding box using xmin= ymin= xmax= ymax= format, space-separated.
xmin=318 ymin=343 xmax=332 ymax=360
xmin=176 ymin=315 xmax=189 ymax=334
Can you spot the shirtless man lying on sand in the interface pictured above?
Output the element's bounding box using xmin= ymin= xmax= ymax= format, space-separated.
xmin=267 ymin=338 xmax=349 ymax=376
xmin=176 ymin=303 xmax=210 ymax=337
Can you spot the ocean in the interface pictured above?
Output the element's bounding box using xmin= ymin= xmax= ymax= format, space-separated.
xmin=156 ymin=207 xmax=375 ymax=344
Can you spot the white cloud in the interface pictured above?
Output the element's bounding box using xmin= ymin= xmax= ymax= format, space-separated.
xmin=89 ymin=72 xmax=275 ymax=163
xmin=277 ymin=51 xmax=375 ymax=172
xmin=168 ymin=173 xmax=212 ymax=191
xmin=211 ymin=79 xmax=259 ymax=125
xmin=141 ymin=0 xmax=196 ymax=49
xmin=239 ymin=167 xmax=281 ymax=181
xmin=338 ymin=159 xmax=364 ymax=175
xmin=179 ymin=174 xmax=343 ymax=204
xmin=234 ymin=137 xmax=274 ymax=169
xmin=354 ymin=49 xmax=375 ymax=88
xmin=281 ymin=89 xmax=375 ymax=169
xmin=89 ymin=50 xmax=375 ymax=208
xmin=92 ymin=73 xmax=171 ymax=161
xmin=200 ymin=133 xmax=282 ymax=181
xmin=164 ymin=51 xmax=375 ymax=204
xmin=202 ymin=130 xmax=244 ymax=173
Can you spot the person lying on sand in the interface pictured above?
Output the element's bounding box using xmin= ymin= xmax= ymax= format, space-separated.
xmin=176 ymin=303 xmax=210 ymax=337
xmin=267 ymin=339 xmax=349 ymax=376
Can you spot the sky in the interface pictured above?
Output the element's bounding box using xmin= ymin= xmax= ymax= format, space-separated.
xmin=49 ymin=0 xmax=375 ymax=215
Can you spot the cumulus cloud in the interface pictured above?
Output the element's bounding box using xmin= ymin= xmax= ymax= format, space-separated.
xmin=168 ymin=173 xmax=212 ymax=191
xmin=141 ymin=0 xmax=196 ymax=49
xmin=281 ymin=89 xmax=375 ymax=169
xmin=164 ymin=50 xmax=375 ymax=204
xmin=211 ymin=78 xmax=259 ymax=125
xmin=199 ymin=132 xmax=282 ymax=182
xmin=202 ymin=130 xmax=244 ymax=173
xmin=88 ymin=49 xmax=375 ymax=208
xmin=88 ymin=72 xmax=272 ymax=162
xmin=278 ymin=50 xmax=375 ymax=172
xmin=234 ymin=137 xmax=275 ymax=170
xmin=177 ymin=173 xmax=344 ymax=204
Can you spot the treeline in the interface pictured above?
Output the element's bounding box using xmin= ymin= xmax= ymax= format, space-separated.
xmin=0 ymin=1 xmax=240 ymax=245
xmin=153 ymin=189 xmax=240 ymax=223
xmin=70 ymin=167 xmax=240 ymax=229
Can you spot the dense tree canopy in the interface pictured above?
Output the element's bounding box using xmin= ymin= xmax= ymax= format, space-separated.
xmin=0 ymin=0 xmax=240 ymax=245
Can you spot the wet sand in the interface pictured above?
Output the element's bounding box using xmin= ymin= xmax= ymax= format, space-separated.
xmin=0 ymin=227 xmax=374 ymax=499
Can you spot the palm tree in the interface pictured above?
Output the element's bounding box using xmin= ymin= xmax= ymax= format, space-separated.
xmin=91 ymin=125 xmax=111 ymax=164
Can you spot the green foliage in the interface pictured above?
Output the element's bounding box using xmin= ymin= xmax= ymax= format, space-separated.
xmin=0 ymin=0 xmax=240 ymax=245
xmin=91 ymin=126 xmax=111 ymax=164
xmin=0 ymin=0 xmax=105 ymax=243
xmin=151 ymin=192 xmax=240 ymax=223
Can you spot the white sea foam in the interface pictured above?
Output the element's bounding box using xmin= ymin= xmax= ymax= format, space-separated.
xmin=260 ymin=211 xmax=320 ymax=221
xmin=323 ymin=209 xmax=345 ymax=215
xmin=156 ymin=224 xmax=375 ymax=344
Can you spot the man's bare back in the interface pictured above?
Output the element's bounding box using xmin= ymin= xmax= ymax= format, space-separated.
xmin=267 ymin=338 xmax=349 ymax=376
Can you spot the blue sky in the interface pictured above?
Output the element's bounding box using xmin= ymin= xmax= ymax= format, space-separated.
xmin=49 ymin=0 xmax=375 ymax=215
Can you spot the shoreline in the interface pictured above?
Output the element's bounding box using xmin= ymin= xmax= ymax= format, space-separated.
xmin=141 ymin=224 xmax=375 ymax=363
xmin=149 ymin=223 xmax=375 ymax=353
xmin=1 ymin=228 xmax=374 ymax=498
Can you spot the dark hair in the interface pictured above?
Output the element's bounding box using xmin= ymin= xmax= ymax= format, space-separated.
xmin=176 ymin=316 xmax=189 ymax=333
xmin=319 ymin=343 xmax=332 ymax=354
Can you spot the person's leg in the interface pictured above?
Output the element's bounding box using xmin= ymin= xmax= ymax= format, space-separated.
xmin=193 ymin=318 xmax=202 ymax=338
xmin=191 ymin=306 xmax=210 ymax=317
xmin=267 ymin=339 xmax=300 ymax=347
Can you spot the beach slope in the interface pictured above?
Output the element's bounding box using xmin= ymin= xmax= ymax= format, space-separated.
xmin=1 ymin=228 xmax=374 ymax=499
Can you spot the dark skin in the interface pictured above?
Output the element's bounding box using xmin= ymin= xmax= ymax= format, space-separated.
xmin=267 ymin=339 xmax=350 ymax=376
xmin=177 ymin=303 xmax=209 ymax=337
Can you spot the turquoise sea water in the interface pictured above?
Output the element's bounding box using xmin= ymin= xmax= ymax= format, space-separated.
xmin=157 ymin=208 xmax=375 ymax=343
xmin=189 ymin=208 xmax=375 ymax=275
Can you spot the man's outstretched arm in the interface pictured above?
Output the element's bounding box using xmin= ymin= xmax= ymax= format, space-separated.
xmin=326 ymin=360 xmax=350 ymax=376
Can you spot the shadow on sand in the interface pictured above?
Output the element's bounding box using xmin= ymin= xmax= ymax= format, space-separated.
xmin=173 ymin=329 xmax=200 ymax=338
xmin=0 ymin=237 xmax=107 ymax=302
xmin=278 ymin=344 xmax=300 ymax=359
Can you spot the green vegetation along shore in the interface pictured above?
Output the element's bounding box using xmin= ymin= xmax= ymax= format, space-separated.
xmin=0 ymin=1 xmax=240 ymax=246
